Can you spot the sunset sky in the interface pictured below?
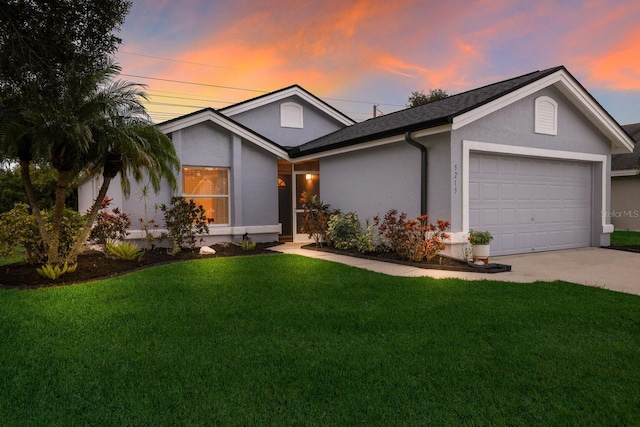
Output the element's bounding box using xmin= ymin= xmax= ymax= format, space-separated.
xmin=115 ymin=0 xmax=640 ymax=125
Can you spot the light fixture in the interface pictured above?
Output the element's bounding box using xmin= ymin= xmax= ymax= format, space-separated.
xmin=305 ymin=173 xmax=313 ymax=180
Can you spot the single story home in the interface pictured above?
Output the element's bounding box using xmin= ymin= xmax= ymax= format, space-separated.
xmin=78 ymin=65 xmax=634 ymax=257
xmin=611 ymin=123 xmax=640 ymax=230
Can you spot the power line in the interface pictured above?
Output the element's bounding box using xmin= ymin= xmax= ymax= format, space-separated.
xmin=122 ymin=72 xmax=404 ymax=108
xmin=119 ymin=51 xmax=234 ymax=69
xmin=121 ymin=74 xmax=268 ymax=94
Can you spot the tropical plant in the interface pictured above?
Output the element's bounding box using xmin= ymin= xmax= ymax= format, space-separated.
xmin=299 ymin=191 xmax=332 ymax=246
xmin=160 ymin=197 xmax=209 ymax=254
xmin=105 ymin=241 xmax=144 ymax=261
xmin=468 ymin=230 xmax=493 ymax=245
xmin=374 ymin=209 xmax=450 ymax=262
xmin=36 ymin=261 xmax=77 ymax=281
xmin=89 ymin=197 xmax=131 ymax=248
xmin=0 ymin=1 xmax=178 ymax=268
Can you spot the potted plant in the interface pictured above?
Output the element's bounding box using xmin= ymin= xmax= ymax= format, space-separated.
xmin=468 ymin=229 xmax=493 ymax=264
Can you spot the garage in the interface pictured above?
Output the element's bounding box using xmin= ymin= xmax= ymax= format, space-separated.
xmin=469 ymin=152 xmax=592 ymax=256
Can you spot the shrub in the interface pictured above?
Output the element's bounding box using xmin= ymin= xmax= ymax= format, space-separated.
xmin=159 ymin=197 xmax=209 ymax=254
xmin=241 ymin=234 xmax=257 ymax=251
xmin=89 ymin=197 xmax=131 ymax=248
xmin=106 ymin=241 xmax=145 ymax=261
xmin=0 ymin=203 xmax=84 ymax=264
xmin=373 ymin=209 xmax=450 ymax=262
xmin=355 ymin=219 xmax=380 ymax=253
xmin=327 ymin=212 xmax=361 ymax=250
xmin=299 ymin=191 xmax=332 ymax=246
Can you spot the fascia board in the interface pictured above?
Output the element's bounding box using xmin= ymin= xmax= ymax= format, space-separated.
xmin=452 ymin=70 xmax=635 ymax=154
xmin=158 ymin=110 xmax=289 ymax=159
xmin=611 ymin=169 xmax=639 ymax=177
xmin=223 ymin=87 xmax=355 ymax=126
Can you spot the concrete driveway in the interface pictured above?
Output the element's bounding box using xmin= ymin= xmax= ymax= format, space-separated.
xmin=492 ymin=248 xmax=639 ymax=295
xmin=272 ymin=245 xmax=640 ymax=296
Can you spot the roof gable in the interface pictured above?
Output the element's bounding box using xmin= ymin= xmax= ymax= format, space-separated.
xmin=157 ymin=108 xmax=289 ymax=159
xmin=290 ymin=66 xmax=634 ymax=158
xmin=220 ymin=84 xmax=356 ymax=126
xmin=612 ymin=123 xmax=640 ymax=175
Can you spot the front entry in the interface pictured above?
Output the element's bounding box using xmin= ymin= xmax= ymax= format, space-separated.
xmin=277 ymin=159 xmax=320 ymax=242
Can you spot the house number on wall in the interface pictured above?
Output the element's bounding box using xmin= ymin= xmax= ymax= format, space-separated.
xmin=453 ymin=164 xmax=458 ymax=194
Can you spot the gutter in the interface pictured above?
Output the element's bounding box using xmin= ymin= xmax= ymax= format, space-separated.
xmin=404 ymin=132 xmax=427 ymax=215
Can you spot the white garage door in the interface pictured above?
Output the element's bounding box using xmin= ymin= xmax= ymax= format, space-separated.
xmin=469 ymin=153 xmax=592 ymax=256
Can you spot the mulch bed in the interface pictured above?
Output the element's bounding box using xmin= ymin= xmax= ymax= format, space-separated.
xmin=302 ymin=244 xmax=512 ymax=274
xmin=0 ymin=242 xmax=281 ymax=290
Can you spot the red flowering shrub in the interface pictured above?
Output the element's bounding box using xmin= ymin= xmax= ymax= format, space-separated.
xmin=89 ymin=197 xmax=132 ymax=247
xmin=373 ymin=209 xmax=450 ymax=262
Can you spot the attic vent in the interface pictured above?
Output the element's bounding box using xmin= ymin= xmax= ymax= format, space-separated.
xmin=281 ymin=102 xmax=303 ymax=128
xmin=534 ymin=96 xmax=557 ymax=135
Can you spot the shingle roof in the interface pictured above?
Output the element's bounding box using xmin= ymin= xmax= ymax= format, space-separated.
xmin=612 ymin=123 xmax=640 ymax=171
xmin=288 ymin=66 xmax=566 ymax=158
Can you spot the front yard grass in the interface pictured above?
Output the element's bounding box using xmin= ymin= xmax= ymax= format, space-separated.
xmin=0 ymin=254 xmax=638 ymax=425
xmin=611 ymin=230 xmax=640 ymax=245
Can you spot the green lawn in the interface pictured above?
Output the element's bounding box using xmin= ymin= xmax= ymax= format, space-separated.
xmin=611 ymin=230 xmax=640 ymax=245
xmin=1 ymin=254 xmax=639 ymax=425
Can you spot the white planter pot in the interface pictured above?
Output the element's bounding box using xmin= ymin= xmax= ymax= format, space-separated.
xmin=472 ymin=244 xmax=490 ymax=264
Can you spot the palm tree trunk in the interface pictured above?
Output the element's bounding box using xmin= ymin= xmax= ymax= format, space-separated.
xmin=19 ymin=159 xmax=49 ymax=252
xmin=66 ymin=175 xmax=113 ymax=264
xmin=47 ymin=170 xmax=72 ymax=265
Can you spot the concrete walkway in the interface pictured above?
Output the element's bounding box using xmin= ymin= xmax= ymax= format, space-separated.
xmin=270 ymin=244 xmax=640 ymax=296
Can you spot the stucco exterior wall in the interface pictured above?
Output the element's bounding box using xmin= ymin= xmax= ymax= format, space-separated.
xmin=611 ymin=176 xmax=640 ymax=230
xmin=229 ymin=96 xmax=346 ymax=147
xmin=240 ymin=140 xmax=279 ymax=227
xmin=320 ymin=142 xmax=421 ymax=223
xmin=452 ymin=86 xmax=609 ymax=155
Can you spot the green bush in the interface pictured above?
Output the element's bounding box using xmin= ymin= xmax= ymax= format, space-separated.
xmin=0 ymin=203 xmax=84 ymax=264
xmin=89 ymin=197 xmax=132 ymax=247
xmin=355 ymin=219 xmax=380 ymax=253
xmin=327 ymin=212 xmax=361 ymax=250
xmin=160 ymin=197 xmax=209 ymax=254
xmin=106 ymin=241 xmax=144 ymax=261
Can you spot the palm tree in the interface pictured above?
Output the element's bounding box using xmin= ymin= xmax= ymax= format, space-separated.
xmin=1 ymin=61 xmax=179 ymax=265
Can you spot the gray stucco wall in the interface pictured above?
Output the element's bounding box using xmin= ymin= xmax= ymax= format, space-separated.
xmin=452 ymin=86 xmax=609 ymax=155
xmin=240 ymin=141 xmax=278 ymax=226
xmin=611 ymin=176 xmax=640 ymax=230
xmin=320 ymin=142 xmax=421 ymax=223
xmin=229 ymin=96 xmax=346 ymax=147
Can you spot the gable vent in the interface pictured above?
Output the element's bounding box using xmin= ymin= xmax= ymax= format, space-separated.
xmin=281 ymin=102 xmax=303 ymax=128
xmin=535 ymin=96 xmax=557 ymax=135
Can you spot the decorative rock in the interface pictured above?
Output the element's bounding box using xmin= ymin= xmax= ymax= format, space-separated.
xmin=199 ymin=246 xmax=217 ymax=255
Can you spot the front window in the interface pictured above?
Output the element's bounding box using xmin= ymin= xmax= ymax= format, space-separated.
xmin=182 ymin=167 xmax=229 ymax=225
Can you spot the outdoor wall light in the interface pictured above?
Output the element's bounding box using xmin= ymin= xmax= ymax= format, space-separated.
xmin=306 ymin=174 xmax=313 ymax=180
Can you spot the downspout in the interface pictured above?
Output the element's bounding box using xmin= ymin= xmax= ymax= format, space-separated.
xmin=404 ymin=132 xmax=427 ymax=215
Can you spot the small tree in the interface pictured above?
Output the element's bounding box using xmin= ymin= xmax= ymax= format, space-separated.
xmin=407 ymin=88 xmax=449 ymax=107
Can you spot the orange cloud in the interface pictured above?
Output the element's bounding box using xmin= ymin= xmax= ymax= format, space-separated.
xmin=584 ymin=27 xmax=640 ymax=90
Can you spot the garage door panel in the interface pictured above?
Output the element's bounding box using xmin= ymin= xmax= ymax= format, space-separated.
xmin=470 ymin=153 xmax=592 ymax=255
